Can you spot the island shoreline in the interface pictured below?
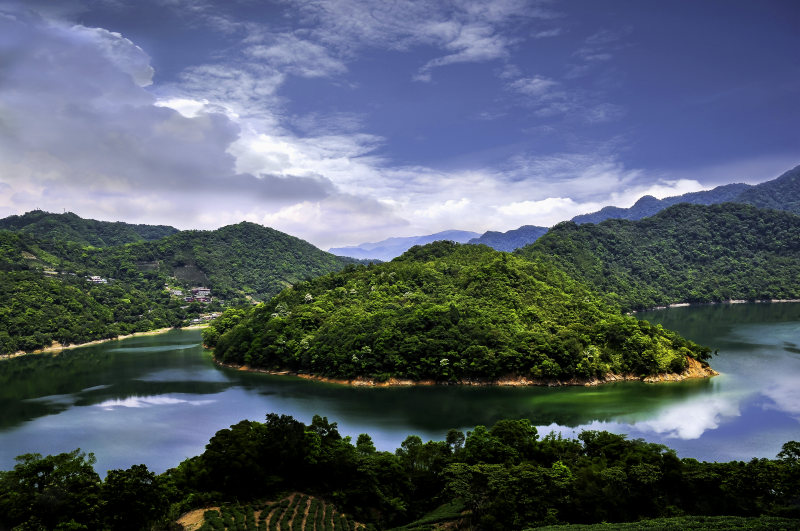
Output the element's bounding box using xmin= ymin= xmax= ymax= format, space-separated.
xmin=214 ymin=355 xmax=718 ymax=388
xmin=0 ymin=324 xmax=208 ymax=361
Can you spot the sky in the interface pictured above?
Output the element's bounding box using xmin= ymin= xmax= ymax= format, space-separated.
xmin=0 ymin=0 xmax=798 ymax=249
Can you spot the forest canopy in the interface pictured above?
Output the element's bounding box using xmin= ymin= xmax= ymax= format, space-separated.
xmin=519 ymin=203 xmax=800 ymax=311
xmin=207 ymin=241 xmax=711 ymax=382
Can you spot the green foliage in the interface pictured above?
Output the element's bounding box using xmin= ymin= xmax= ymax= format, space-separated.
xmin=0 ymin=217 xmax=357 ymax=354
xmin=735 ymin=164 xmax=800 ymax=214
xmin=520 ymin=203 xmax=800 ymax=311
xmin=3 ymin=414 xmax=798 ymax=531
xmin=0 ymin=209 xmax=178 ymax=246
xmin=101 ymin=464 xmax=170 ymax=530
xmin=0 ymin=449 xmax=101 ymax=530
xmin=214 ymin=241 xmax=710 ymax=381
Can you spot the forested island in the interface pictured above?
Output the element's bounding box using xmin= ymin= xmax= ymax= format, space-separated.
xmin=205 ymin=241 xmax=713 ymax=384
xmin=1 ymin=414 xmax=798 ymax=530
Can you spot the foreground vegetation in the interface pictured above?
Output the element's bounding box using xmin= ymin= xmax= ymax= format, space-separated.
xmin=520 ymin=203 xmax=800 ymax=311
xmin=1 ymin=414 xmax=797 ymax=530
xmin=207 ymin=241 xmax=711 ymax=382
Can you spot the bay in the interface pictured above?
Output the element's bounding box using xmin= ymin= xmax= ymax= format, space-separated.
xmin=1 ymin=302 xmax=798 ymax=474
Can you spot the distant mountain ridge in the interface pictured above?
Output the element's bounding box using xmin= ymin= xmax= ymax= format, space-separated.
xmin=570 ymin=183 xmax=752 ymax=225
xmin=467 ymin=225 xmax=549 ymax=252
xmin=734 ymin=164 xmax=800 ymax=214
xmin=572 ymin=164 xmax=800 ymax=225
xmin=470 ymin=164 xmax=800 ymax=252
xmin=329 ymin=229 xmax=479 ymax=261
xmin=0 ymin=210 xmax=178 ymax=246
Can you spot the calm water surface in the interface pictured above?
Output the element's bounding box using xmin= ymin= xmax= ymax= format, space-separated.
xmin=1 ymin=303 xmax=798 ymax=474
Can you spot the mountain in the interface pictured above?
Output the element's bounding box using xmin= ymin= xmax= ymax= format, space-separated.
xmin=207 ymin=241 xmax=711 ymax=382
xmin=570 ymin=164 xmax=800 ymax=225
xmin=468 ymin=225 xmax=550 ymax=252
xmin=519 ymin=202 xmax=800 ymax=311
xmin=571 ymin=183 xmax=752 ymax=225
xmin=100 ymin=221 xmax=357 ymax=301
xmin=328 ymin=229 xmax=479 ymax=261
xmin=0 ymin=220 xmax=357 ymax=354
xmin=0 ymin=210 xmax=178 ymax=246
xmin=735 ymin=164 xmax=800 ymax=214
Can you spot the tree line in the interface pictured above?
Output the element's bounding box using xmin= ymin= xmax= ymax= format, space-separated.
xmin=1 ymin=413 xmax=797 ymax=529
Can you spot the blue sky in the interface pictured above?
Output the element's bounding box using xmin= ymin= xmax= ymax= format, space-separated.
xmin=0 ymin=0 xmax=798 ymax=248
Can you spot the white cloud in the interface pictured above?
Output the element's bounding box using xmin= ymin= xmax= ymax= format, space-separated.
xmin=245 ymin=34 xmax=346 ymax=78
xmin=97 ymin=395 xmax=215 ymax=410
xmin=416 ymin=23 xmax=511 ymax=81
xmin=508 ymin=75 xmax=559 ymax=97
xmin=0 ymin=10 xmax=340 ymax=231
xmin=636 ymin=397 xmax=742 ymax=440
xmin=74 ymin=25 xmax=155 ymax=86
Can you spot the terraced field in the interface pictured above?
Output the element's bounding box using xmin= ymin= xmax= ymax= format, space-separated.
xmin=178 ymin=493 xmax=369 ymax=531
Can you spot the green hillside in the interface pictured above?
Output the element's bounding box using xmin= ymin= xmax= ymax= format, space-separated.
xmin=208 ymin=241 xmax=711 ymax=382
xmin=736 ymin=164 xmax=800 ymax=214
xmin=0 ymin=221 xmax=357 ymax=355
xmin=91 ymin=221 xmax=359 ymax=302
xmin=519 ymin=203 xmax=800 ymax=311
xmin=0 ymin=210 xmax=178 ymax=246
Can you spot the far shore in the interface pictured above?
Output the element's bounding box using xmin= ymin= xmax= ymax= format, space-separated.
xmin=0 ymin=324 xmax=208 ymax=361
xmin=215 ymin=356 xmax=718 ymax=388
xmin=632 ymin=298 xmax=800 ymax=313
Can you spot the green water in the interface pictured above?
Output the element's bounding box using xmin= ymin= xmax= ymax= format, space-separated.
xmin=1 ymin=303 xmax=798 ymax=473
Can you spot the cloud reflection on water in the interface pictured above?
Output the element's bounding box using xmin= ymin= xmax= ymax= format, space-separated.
xmin=96 ymin=395 xmax=215 ymax=410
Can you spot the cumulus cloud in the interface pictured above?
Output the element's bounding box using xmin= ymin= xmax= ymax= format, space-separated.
xmin=0 ymin=9 xmax=339 ymax=228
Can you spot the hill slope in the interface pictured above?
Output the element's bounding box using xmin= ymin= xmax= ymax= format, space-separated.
xmin=735 ymin=164 xmax=800 ymax=214
xmin=0 ymin=210 xmax=178 ymax=246
xmin=329 ymin=230 xmax=479 ymax=261
xmin=571 ymin=183 xmax=751 ymax=225
xmin=0 ymin=221 xmax=356 ymax=354
xmin=96 ymin=221 xmax=357 ymax=301
xmin=208 ymin=241 xmax=711 ymax=382
xmin=519 ymin=203 xmax=800 ymax=311
xmin=570 ymin=164 xmax=800 ymax=226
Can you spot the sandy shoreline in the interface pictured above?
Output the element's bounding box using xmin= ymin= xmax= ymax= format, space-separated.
xmin=215 ymin=356 xmax=718 ymax=388
xmin=633 ymin=298 xmax=800 ymax=313
xmin=0 ymin=324 xmax=208 ymax=361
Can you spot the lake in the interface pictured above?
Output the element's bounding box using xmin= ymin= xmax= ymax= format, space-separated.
xmin=1 ymin=302 xmax=798 ymax=474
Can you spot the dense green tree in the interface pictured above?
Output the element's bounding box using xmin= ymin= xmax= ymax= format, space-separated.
xmin=101 ymin=464 xmax=170 ymax=530
xmin=1 ymin=415 xmax=798 ymax=530
xmin=0 ymin=449 xmax=101 ymax=530
xmin=519 ymin=203 xmax=800 ymax=311
xmin=212 ymin=241 xmax=711 ymax=381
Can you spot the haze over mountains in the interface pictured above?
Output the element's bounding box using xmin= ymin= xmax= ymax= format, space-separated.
xmin=328 ymin=230 xmax=479 ymax=261
xmin=327 ymin=164 xmax=800 ymax=258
